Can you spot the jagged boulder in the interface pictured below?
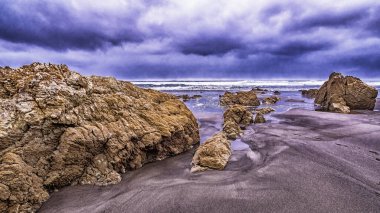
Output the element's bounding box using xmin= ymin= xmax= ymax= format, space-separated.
xmin=315 ymin=72 xmax=378 ymax=113
xmin=222 ymin=105 xmax=253 ymax=139
xmin=263 ymin=96 xmax=280 ymax=104
xmin=301 ymin=89 xmax=319 ymax=98
xmin=0 ymin=63 xmax=199 ymax=212
xmin=220 ymin=90 xmax=260 ymax=106
xmin=191 ymin=132 xmax=231 ymax=172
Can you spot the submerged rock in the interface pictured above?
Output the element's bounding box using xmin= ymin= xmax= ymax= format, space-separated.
xmin=254 ymin=113 xmax=266 ymax=123
xmin=315 ymin=72 xmax=378 ymax=113
xmin=220 ymin=90 xmax=260 ymax=106
xmin=222 ymin=105 xmax=253 ymax=139
xmin=285 ymin=99 xmax=306 ymax=103
xmin=0 ymin=63 xmax=199 ymax=212
xmin=263 ymin=96 xmax=280 ymax=104
xmin=176 ymin=94 xmax=202 ymax=101
xmin=301 ymin=89 xmax=319 ymax=98
xmin=191 ymin=132 xmax=231 ymax=172
xmin=273 ymin=91 xmax=281 ymax=95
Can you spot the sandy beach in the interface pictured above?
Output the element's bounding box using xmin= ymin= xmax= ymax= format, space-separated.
xmin=39 ymin=109 xmax=380 ymax=213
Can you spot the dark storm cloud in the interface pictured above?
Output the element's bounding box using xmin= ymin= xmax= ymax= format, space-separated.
xmin=0 ymin=1 xmax=143 ymax=51
xmin=176 ymin=35 xmax=243 ymax=56
xmin=0 ymin=0 xmax=379 ymax=79
xmin=284 ymin=8 xmax=367 ymax=32
xmin=267 ymin=40 xmax=333 ymax=57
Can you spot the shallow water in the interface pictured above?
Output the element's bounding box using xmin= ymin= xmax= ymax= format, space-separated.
xmin=134 ymin=81 xmax=380 ymax=148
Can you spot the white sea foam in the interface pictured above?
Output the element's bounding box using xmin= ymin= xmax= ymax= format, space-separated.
xmin=132 ymin=80 xmax=380 ymax=91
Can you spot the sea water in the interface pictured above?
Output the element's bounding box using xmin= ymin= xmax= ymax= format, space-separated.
xmin=133 ymin=80 xmax=380 ymax=147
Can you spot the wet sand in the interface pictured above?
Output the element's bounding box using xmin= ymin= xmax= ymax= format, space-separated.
xmin=39 ymin=109 xmax=380 ymax=213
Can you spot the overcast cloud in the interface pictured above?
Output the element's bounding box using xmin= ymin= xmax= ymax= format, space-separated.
xmin=0 ymin=0 xmax=379 ymax=79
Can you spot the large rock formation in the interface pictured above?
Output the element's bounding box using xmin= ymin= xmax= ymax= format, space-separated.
xmin=219 ymin=90 xmax=260 ymax=106
xmin=315 ymin=72 xmax=378 ymax=113
xmin=0 ymin=63 xmax=199 ymax=212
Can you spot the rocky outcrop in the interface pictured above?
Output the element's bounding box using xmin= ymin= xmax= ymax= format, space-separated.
xmin=255 ymin=107 xmax=275 ymax=114
xmin=301 ymin=89 xmax=319 ymax=98
xmin=315 ymin=72 xmax=378 ymax=113
xmin=0 ymin=63 xmax=199 ymax=212
xmin=254 ymin=113 xmax=266 ymax=123
xmin=192 ymin=105 xmax=253 ymax=172
xmin=220 ymin=90 xmax=260 ymax=106
xmin=263 ymin=96 xmax=280 ymax=104
xmin=222 ymin=105 xmax=253 ymax=139
xmin=190 ymin=132 xmax=231 ymax=172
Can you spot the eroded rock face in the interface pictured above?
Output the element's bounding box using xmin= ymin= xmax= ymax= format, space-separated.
xmin=220 ymin=90 xmax=260 ymax=106
xmin=315 ymin=72 xmax=378 ymax=113
xmin=190 ymin=132 xmax=231 ymax=172
xmin=301 ymin=89 xmax=319 ymax=98
xmin=222 ymin=105 xmax=253 ymax=139
xmin=0 ymin=63 xmax=199 ymax=212
xmin=263 ymin=96 xmax=280 ymax=104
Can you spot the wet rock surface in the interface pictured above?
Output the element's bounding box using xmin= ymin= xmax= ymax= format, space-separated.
xmin=254 ymin=113 xmax=266 ymax=123
xmin=176 ymin=94 xmax=202 ymax=102
xmin=315 ymin=72 xmax=378 ymax=113
xmin=219 ymin=90 xmax=260 ymax=106
xmin=0 ymin=63 xmax=199 ymax=212
xmin=255 ymin=107 xmax=275 ymax=114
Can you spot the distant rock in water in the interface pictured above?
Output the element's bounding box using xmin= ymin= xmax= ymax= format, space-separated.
xmin=263 ymin=96 xmax=280 ymax=104
xmin=315 ymin=72 xmax=378 ymax=113
xmin=273 ymin=91 xmax=281 ymax=95
xmin=0 ymin=63 xmax=199 ymax=212
xmin=301 ymin=89 xmax=319 ymax=98
xmin=220 ymin=90 xmax=260 ymax=106
xmin=285 ymin=99 xmax=306 ymax=103
xmin=176 ymin=94 xmax=202 ymax=101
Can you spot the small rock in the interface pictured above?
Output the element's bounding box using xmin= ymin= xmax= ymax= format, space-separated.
xmin=254 ymin=113 xmax=266 ymax=123
xmin=263 ymin=96 xmax=280 ymax=104
xmin=191 ymin=132 xmax=231 ymax=172
xmin=301 ymin=89 xmax=319 ymax=98
xmin=220 ymin=90 xmax=260 ymax=106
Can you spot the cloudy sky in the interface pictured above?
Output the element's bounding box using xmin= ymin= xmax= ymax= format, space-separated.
xmin=0 ymin=0 xmax=379 ymax=79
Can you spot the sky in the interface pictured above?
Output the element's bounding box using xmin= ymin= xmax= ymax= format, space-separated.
xmin=0 ymin=0 xmax=380 ymax=80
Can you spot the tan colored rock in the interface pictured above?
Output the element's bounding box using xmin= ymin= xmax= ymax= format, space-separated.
xmin=263 ymin=96 xmax=280 ymax=104
xmin=0 ymin=63 xmax=199 ymax=212
xmin=191 ymin=132 xmax=231 ymax=172
xmin=255 ymin=107 xmax=275 ymax=114
xmin=220 ymin=90 xmax=260 ymax=106
xmin=315 ymin=72 xmax=378 ymax=113
xmin=222 ymin=105 xmax=253 ymax=139
xmin=254 ymin=113 xmax=266 ymax=123
xmin=301 ymin=89 xmax=319 ymax=98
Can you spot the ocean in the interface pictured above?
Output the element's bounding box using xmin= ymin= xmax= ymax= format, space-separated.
xmin=133 ymin=80 xmax=380 ymax=146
